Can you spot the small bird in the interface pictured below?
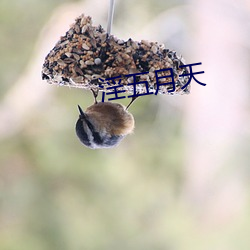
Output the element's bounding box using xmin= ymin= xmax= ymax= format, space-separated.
xmin=75 ymin=90 xmax=137 ymax=149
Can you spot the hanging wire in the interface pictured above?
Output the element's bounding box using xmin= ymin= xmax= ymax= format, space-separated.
xmin=107 ymin=0 xmax=115 ymax=34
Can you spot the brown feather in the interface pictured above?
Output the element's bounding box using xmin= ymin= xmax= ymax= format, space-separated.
xmin=85 ymin=102 xmax=134 ymax=135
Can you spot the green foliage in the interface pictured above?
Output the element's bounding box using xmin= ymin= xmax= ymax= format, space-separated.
xmin=0 ymin=0 xmax=70 ymax=98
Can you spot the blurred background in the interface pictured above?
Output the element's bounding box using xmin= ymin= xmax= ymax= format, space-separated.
xmin=1 ymin=0 xmax=250 ymax=249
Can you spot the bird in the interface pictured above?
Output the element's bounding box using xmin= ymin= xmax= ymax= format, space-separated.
xmin=75 ymin=90 xmax=137 ymax=149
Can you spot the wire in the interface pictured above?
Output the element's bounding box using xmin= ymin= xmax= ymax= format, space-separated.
xmin=107 ymin=0 xmax=115 ymax=34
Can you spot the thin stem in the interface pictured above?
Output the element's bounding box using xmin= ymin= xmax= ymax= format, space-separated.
xmin=107 ymin=0 xmax=115 ymax=34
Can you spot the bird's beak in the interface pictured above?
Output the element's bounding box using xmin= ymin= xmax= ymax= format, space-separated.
xmin=77 ymin=105 xmax=86 ymax=119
